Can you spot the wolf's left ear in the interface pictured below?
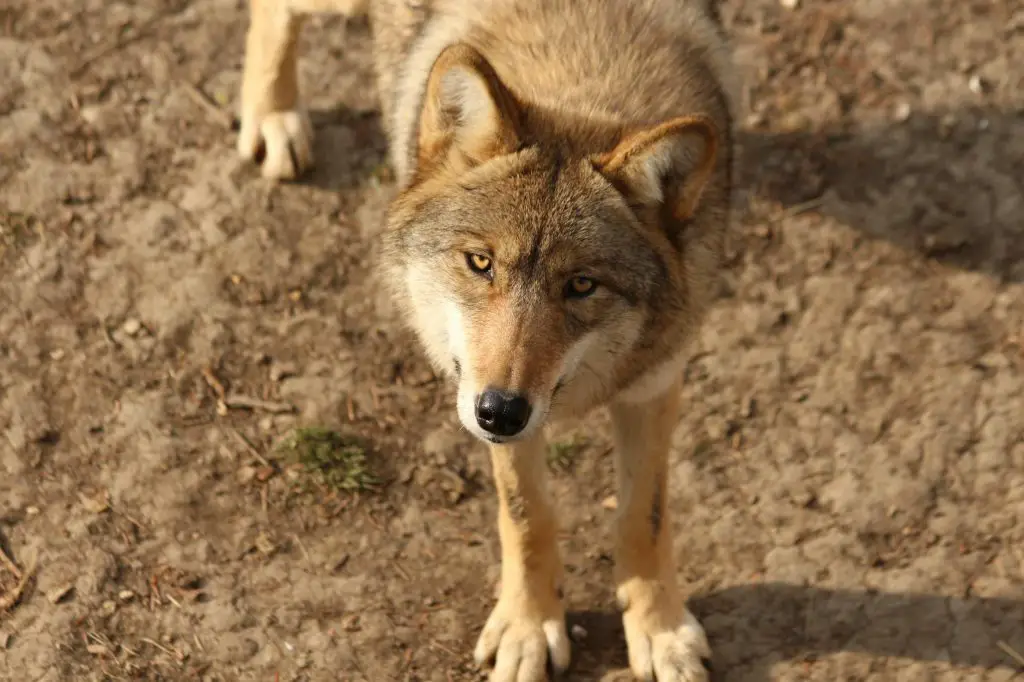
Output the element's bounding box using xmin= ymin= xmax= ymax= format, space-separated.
xmin=417 ymin=44 xmax=522 ymax=173
xmin=594 ymin=115 xmax=719 ymax=222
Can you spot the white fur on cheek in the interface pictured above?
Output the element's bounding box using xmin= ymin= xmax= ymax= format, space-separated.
xmin=404 ymin=266 xmax=461 ymax=376
xmin=558 ymin=332 xmax=596 ymax=380
xmin=444 ymin=301 xmax=468 ymax=366
xmin=445 ymin=301 xmax=492 ymax=440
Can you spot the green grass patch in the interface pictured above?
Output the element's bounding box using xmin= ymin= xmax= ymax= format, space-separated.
xmin=274 ymin=427 xmax=379 ymax=494
xmin=547 ymin=435 xmax=588 ymax=473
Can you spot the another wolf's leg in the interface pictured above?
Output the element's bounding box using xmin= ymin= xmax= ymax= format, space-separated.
xmin=475 ymin=435 xmax=570 ymax=682
xmin=238 ymin=0 xmax=368 ymax=179
xmin=611 ymin=379 xmax=711 ymax=682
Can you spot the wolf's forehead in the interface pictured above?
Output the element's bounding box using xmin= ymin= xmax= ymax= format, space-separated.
xmin=486 ymin=164 xmax=618 ymax=243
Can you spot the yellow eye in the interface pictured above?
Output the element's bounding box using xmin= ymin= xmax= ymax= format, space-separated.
xmin=566 ymin=276 xmax=597 ymax=298
xmin=467 ymin=253 xmax=493 ymax=275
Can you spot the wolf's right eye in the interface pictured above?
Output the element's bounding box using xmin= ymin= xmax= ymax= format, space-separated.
xmin=466 ymin=253 xmax=493 ymax=277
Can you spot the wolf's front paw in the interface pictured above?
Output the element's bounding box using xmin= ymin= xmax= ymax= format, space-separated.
xmin=620 ymin=587 xmax=711 ymax=682
xmin=237 ymin=108 xmax=313 ymax=180
xmin=474 ymin=592 xmax=570 ymax=681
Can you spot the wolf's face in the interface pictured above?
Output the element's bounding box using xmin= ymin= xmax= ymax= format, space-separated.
xmin=384 ymin=44 xmax=720 ymax=443
xmin=394 ymin=151 xmax=664 ymax=442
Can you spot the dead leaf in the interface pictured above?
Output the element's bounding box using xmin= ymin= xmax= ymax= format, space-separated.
xmin=255 ymin=532 xmax=276 ymax=556
xmin=47 ymin=583 xmax=75 ymax=604
xmin=86 ymin=643 xmax=109 ymax=656
xmin=80 ymin=491 xmax=110 ymax=514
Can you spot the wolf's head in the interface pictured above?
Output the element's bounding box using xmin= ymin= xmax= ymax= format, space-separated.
xmin=383 ymin=44 xmax=725 ymax=444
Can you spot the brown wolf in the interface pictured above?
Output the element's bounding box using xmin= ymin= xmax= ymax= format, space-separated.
xmin=239 ymin=1 xmax=737 ymax=679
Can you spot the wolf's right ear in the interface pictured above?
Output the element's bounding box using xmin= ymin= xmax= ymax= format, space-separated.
xmin=593 ymin=115 xmax=719 ymax=223
xmin=416 ymin=44 xmax=523 ymax=173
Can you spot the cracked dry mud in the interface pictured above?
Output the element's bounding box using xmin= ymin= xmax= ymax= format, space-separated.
xmin=2 ymin=0 xmax=1023 ymax=680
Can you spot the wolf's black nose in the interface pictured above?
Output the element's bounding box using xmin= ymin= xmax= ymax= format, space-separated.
xmin=475 ymin=389 xmax=532 ymax=437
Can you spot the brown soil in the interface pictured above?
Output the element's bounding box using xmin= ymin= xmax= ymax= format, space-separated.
xmin=2 ymin=0 xmax=1023 ymax=680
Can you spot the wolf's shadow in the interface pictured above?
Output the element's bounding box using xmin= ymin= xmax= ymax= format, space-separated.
xmin=567 ymin=582 xmax=1024 ymax=680
xmin=734 ymin=107 xmax=1024 ymax=282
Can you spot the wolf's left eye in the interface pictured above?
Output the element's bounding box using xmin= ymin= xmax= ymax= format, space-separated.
xmin=466 ymin=253 xmax=493 ymax=278
xmin=565 ymin=276 xmax=597 ymax=299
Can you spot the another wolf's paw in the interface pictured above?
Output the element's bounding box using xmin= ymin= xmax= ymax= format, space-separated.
xmin=237 ymin=109 xmax=313 ymax=180
xmin=621 ymin=601 xmax=711 ymax=682
xmin=473 ymin=594 xmax=570 ymax=681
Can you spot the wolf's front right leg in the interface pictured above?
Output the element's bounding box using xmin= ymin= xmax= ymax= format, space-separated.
xmin=475 ymin=435 xmax=570 ymax=682
xmin=611 ymin=379 xmax=711 ymax=682
xmin=238 ymin=0 xmax=367 ymax=179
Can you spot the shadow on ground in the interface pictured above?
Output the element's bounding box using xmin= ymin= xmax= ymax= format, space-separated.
xmin=737 ymin=106 xmax=1024 ymax=282
xmin=568 ymin=583 xmax=1024 ymax=680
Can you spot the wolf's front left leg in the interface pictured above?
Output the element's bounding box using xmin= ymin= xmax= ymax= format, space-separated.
xmin=238 ymin=0 xmax=367 ymax=179
xmin=611 ymin=380 xmax=711 ymax=682
xmin=475 ymin=435 xmax=571 ymax=682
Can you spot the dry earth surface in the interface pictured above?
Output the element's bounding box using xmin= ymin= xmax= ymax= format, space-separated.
xmin=2 ymin=0 xmax=1024 ymax=680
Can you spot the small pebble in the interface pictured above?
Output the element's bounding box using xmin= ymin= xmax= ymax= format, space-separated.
xmin=237 ymin=466 xmax=257 ymax=484
xmin=968 ymin=74 xmax=986 ymax=95
xmin=780 ymin=0 xmax=800 ymax=9
xmin=893 ymin=101 xmax=912 ymax=122
xmin=122 ymin=318 xmax=142 ymax=336
xmin=119 ymin=589 xmax=135 ymax=602
xmin=571 ymin=624 xmax=588 ymax=641
xmin=601 ymin=495 xmax=618 ymax=511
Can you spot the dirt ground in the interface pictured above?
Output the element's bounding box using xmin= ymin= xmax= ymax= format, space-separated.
xmin=2 ymin=0 xmax=1023 ymax=680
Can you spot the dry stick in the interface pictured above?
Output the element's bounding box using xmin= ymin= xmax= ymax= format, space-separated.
xmin=290 ymin=533 xmax=311 ymax=563
xmin=770 ymin=196 xmax=825 ymax=223
xmin=0 ymin=552 xmax=37 ymax=612
xmin=70 ymin=4 xmax=189 ymax=79
xmin=201 ymin=366 xmax=227 ymax=401
xmin=181 ymin=83 xmax=234 ymax=129
xmin=223 ymin=394 xmax=297 ymax=414
xmin=140 ymin=638 xmax=178 ymax=659
xmin=0 ymin=545 xmax=23 ymax=579
xmin=997 ymin=640 xmax=1024 ymax=669
xmin=228 ymin=427 xmax=272 ymax=467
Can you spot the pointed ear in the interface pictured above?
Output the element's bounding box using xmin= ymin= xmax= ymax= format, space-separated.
xmin=593 ymin=115 xmax=719 ymax=221
xmin=417 ymin=44 xmax=522 ymax=173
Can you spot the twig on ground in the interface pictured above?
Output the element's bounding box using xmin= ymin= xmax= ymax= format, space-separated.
xmin=181 ymin=83 xmax=234 ymax=129
xmin=0 ymin=545 xmax=23 ymax=579
xmin=770 ymin=196 xmax=825 ymax=223
xmin=223 ymin=394 xmax=297 ymax=414
xmin=0 ymin=551 xmax=38 ymax=612
xmin=997 ymin=640 xmax=1024 ymax=668
xmin=201 ymin=366 xmax=227 ymax=401
xmin=228 ymin=427 xmax=272 ymax=467
xmin=140 ymin=637 xmax=178 ymax=659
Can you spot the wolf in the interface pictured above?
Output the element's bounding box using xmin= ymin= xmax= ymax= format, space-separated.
xmin=238 ymin=0 xmax=736 ymax=679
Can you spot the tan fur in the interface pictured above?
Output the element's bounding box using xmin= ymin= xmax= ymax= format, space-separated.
xmin=238 ymin=1 xmax=736 ymax=679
